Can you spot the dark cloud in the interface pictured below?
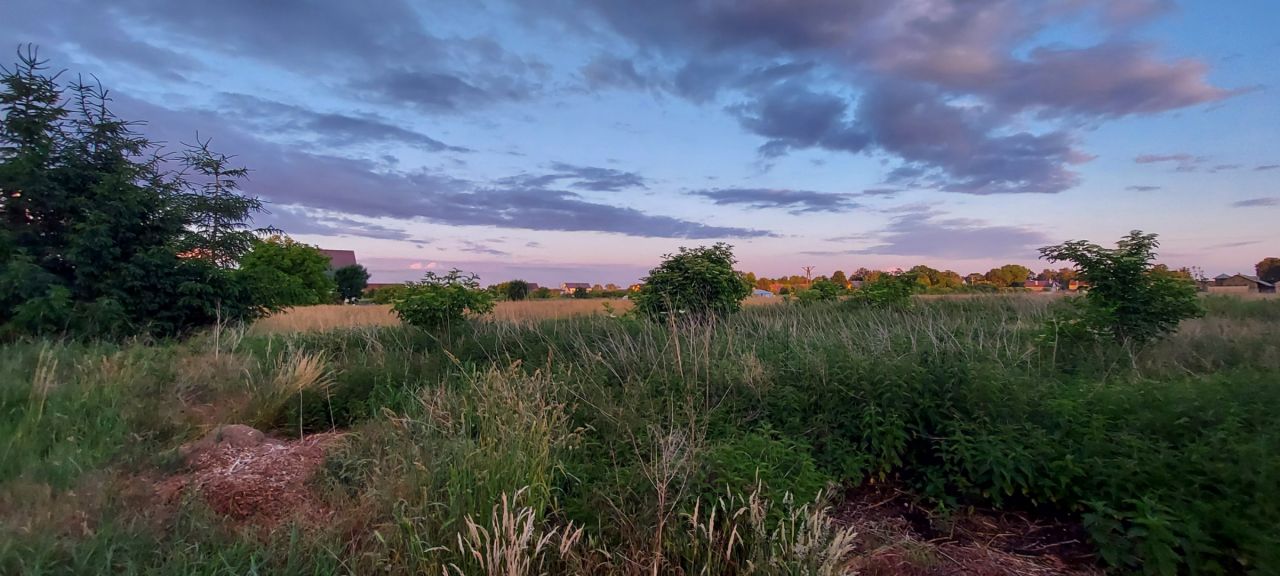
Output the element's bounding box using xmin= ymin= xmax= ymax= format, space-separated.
xmin=730 ymin=84 xmax=870 ymax=157
xmin=1101 ymin=0 xmax=1176 ymax=27
xmin=262 ymin=206 xmax=418 ymax=241
xmin=539 ymin=0 xmax=1230 ymax=194
xmin=989 ymin=43 xmax=1232 ymax=118
xmin=7 ymin=0 xmax=544 ymax=113
xmin=112 ymin=97 xmax=767 ymax=240
xmin=845 ymin=207 xmax=1050 ymax=259
xmin=1134 ymin=153 xmax=1207 ymax=172
xmin=861 ymin=82 xmax=1086 ymax=194
xmin=500 ymin=162 xmax=647 ymax=192
xmin=1209 ymin=164 xmax=1242 ymax=173
xmin=217 ymin=94 xmax=469 ymax=152
xmin=1207 ymin=240 xmax=1261 ymax=249
xmin=1256 ymin=164 xmax=1280 ymax=171
xmin=580 ymin=55 xmax=649 ymax=91
xmin=691 ymin=188 xmax=860 ymax=214
xmin=1126 ymin=185 xmax=1162 ymax=191
xmin=1233 ymin=198 xmax=1278 ymax=208
xmin=458 ymin=240 xmax=509 ymax=256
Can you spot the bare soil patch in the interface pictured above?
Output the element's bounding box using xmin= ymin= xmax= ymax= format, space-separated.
xmin=158 ymin=425 xmax=342 ymax=528
xmin=836 ymin=483 xmax=1101 ymax=576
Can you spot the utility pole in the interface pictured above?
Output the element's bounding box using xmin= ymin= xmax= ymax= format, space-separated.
xmin=802 ymin=266 xmax=815 ymax=283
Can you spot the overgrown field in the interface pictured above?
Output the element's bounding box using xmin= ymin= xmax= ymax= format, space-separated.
xmin=2 ymin=295 xmax=1278 ymax=575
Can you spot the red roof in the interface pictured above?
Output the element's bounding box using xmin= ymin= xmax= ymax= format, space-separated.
xmin=319 ymin=249 xmax=357 ymax=269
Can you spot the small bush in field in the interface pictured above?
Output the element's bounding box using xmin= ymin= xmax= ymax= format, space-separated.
xmin=848 ymin=270 xmax=918 ymax=308
xmin=633 ymin=243 xmax=751 ymax=321
xmin=1040 ymin=230 xmax=1201 ymax=347
xmin=795 ymin=279 xmax=844 ymax=305
xmin=391 ymin=269 xmax=494 ymax=332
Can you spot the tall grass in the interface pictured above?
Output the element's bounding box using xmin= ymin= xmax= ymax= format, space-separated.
xmin=2 ymin=295 xmax=1279 ymax=574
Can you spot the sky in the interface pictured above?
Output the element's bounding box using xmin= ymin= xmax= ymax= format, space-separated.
xmin=5 ymin=0 xmax=1278 ymax=285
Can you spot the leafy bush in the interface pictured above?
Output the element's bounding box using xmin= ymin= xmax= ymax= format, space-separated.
xmin=1040 ymin=231 xmax=1202 ymax=346
xmin=367 ymin=283 xmax=409 ymax=304
xmin=633 ymin=243 xmax=751 ymax=321
xmin=848 ymin=270 xmax=918 ymax=308
xmin=795 ymin=279 xmax=844 ymax=305
xmin=701 ymin=431 xmax=830 ymax=507
xmin=238 ymin=236 xmax=337 ymax=308
xmin=391 ymin=269 xmax=495 ymax=332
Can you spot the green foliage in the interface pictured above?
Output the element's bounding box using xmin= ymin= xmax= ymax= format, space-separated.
xmin=701 ymin=431 xmax=830 ymax=507
xmin=848 ymin=270 xmax=918 ymax=308
xmin=984 ymin=264 xmax=1033 ymax=287
xmin=0 ymin=48 xmax=267 ymax=338
xmin=794 ymin=278 xmax=843 ymax=305
xmin=333 ymin=264 xmax=370 ymax=302
xmin=5 ymin=294 xmax=1280 ymax=575
xmin=366 ymin=283 xmax=408 ymax=304
xmin=239 ymin=236 xmax=336 ymax=308
xmin=1257 ymin=257 xmax=1280 ymax=284
xmin=633 ymin=243 xmax=751 ymax=321
xmin=391 ymin=269 xmax=495 ymax=332
xmin=1040 ymin=231 xmax=1203 ymax=346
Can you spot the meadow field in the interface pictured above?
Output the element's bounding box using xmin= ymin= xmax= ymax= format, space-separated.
xmin=2 ymin=294 xmax=1279 ymax=575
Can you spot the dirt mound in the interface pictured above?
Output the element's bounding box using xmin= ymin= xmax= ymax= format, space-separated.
xmin=160 ymin=425 xmax=342 ymax=528
xmin=836 ymin=483 xmax=1101 ymax=576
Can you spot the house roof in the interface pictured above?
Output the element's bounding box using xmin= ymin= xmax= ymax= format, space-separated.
xmin=1237 ymin=274 xmax=1274 ymax=287
xmin=562 ymin=282 xmax=591 ymax=288
xmin=318 ymin=249 xmax=357 ymax=269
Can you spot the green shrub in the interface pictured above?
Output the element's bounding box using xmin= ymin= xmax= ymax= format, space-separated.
xmin=391 ymin=269 xmax=495 ymax=332
xmin=701 ymin=431 xmax=830 ymax=507
xmin=795 ymin=279 xmax=843 ymax=305
xmin=848 ymin=270 xmax=918 ymax=308
xmin=632 ymin=243 xmax=751 ymax=321
xmin=1039 ymin=231 xmax=1202 ymax=347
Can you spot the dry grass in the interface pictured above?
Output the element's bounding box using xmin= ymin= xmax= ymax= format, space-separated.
xmin=251 ymin=297 xmax=781 ymax=334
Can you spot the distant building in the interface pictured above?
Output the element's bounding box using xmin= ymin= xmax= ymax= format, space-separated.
xmin=752 ymin=289 xmax=775 ymax=297
xmin=1024 ymin=279 xmax=1055 ymax=291
xmin=561 ymin=282 xmax=591 ymax=292
xmin=1209 ymin=274 xmax=1276 ymax=294
xmin=318 ymin=249 xmax=357 ymax=270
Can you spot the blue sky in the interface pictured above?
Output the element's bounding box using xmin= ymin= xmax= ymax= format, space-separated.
xmin=6 ymin=0 xmax=1278 ymax=285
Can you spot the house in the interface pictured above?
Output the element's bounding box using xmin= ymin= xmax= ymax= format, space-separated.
xmin=1209 ymin=274 xmax=1276 ymax=294
xmin=1024 ymin=279 xmax=1055 ymax=291
xmin=752 ymin=289 xmax=775 ymax=297
xmin=561 ymin=282 xmax=591 ymax=294
xmin=318 ymin=249 xmax=357 ymax=270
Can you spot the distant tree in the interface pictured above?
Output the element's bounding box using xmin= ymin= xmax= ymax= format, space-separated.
xmin=571 ymin=286 xmax=590 ymax=298
xmin=985 ymin=264 xmax=1033 ymax=287
xmin=334 ymin=264 xmax=370 ymax=302
xmin=1040 ymin=231 xmax=1202 ymax=345
xmin=830 ymin=270 xmax=848 ymax=287
xmin=505 ymin=279 xmax=530 ymax=301
xmin=1257 ymin=257 xmax=1280 ymax=284
xmin=605 ymin=283 xmax=620 ymax=291
xmin=239 ymin=236 xmax=336 ymax=307
xmin=633 ymin=243 xmax=751 ymax=321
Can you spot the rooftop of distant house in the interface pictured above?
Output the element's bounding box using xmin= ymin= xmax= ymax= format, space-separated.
xmin=318 ymin=249 xmax=357 ymax=269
